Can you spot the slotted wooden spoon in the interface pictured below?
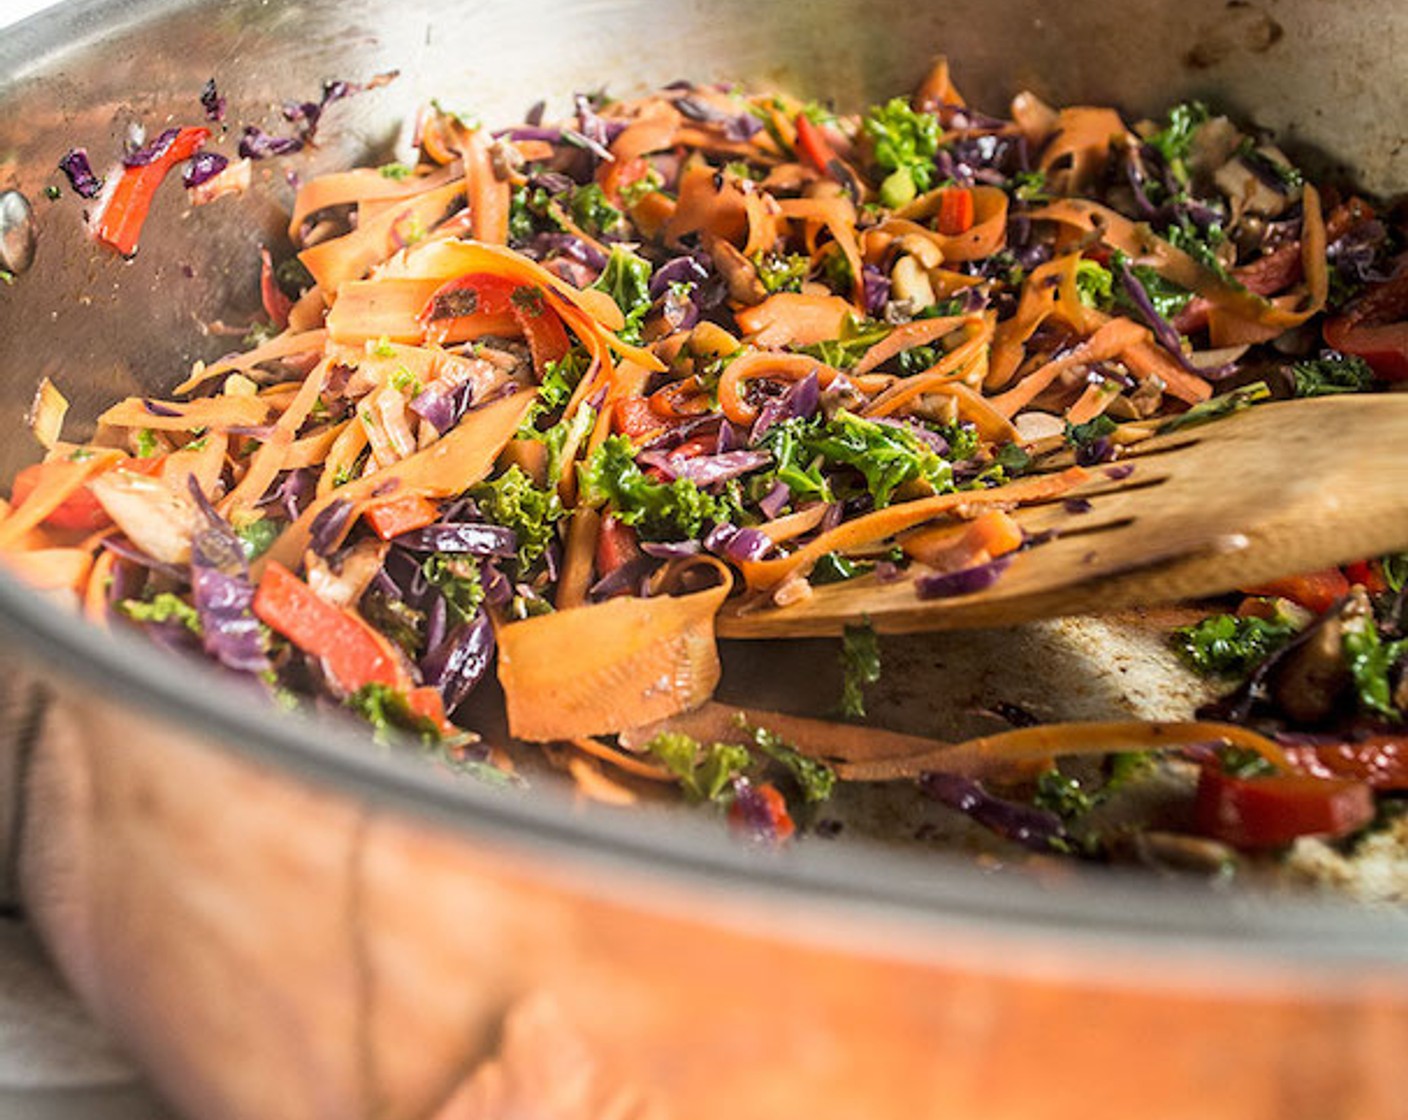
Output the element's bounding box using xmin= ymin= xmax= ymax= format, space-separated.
xmin=717 ymin=394 xmax=1408 ymax=638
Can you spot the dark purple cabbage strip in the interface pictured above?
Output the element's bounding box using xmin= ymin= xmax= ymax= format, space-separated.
xmin=527 ymin=231 xmax=609 ymax=271
xmin=394 ymin=523 xmax=517 ymax=557
xmin=123 ymin=128 xmax=181 ymax=168
xmin=142 ymin=399 xmax=182 ymax=417
xmin=729 ymin=776 xmax=785 ymax=844
xmin=58 ymin=149 xmax=103 ymax=199
xmin=862 ymin=265 xmax=891 ymax=317
xmin=914 ymin=555 xmax=1012 ymax=600
xmin=704 ymin=523 xmax=771 ymax=563
xmin=589 ymin=554 xmax=659 ymax=601
xmin=758 ymin=480 xmax=791 ymax=520
xmin=648 ymin=255 xmax=710 ymax=299
xmin=918 ymin=772 xmax=1066 ymax=853
xmin=187 ymin=477 xmax=269 ymax=673
xmin=1116 ymin=261 xmax=1233 ymax=380
xmin=640 ymin=449 xmax=771 ymax=487
xmin=1075 ymin=436 xmax=1117 ymax=467
xmin=480 ymin=562 xmax=512 ymax=608
xmin=640 ymin=539 xmax=702 ymax=560
xmin=308 ymin=499 xmax=354 ymax=557
xmin=749 ymin=371 xmax=820 ymax=444
xmin=868 ymin=415 xmax=949 ymax=456
xmin=182 ymin=151 xmax=229 ymax=189
xmin=200 ymin=78 xmax=226 ymax=123
xmin=409 ymin=379 xmax=474 ymax=435
xmin=239 ymin=126 xmax=304 ymax=161
xmin=421 ymin=613 xmax=495 ymax=715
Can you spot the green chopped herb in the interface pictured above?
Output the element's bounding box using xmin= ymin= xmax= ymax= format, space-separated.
xmin=346 ymin=682 xmax=440 ymax=745
xmin=389 ymin=365 xmax=421 ymax=395
xmin=799 ymin=409 xmax=953 ymax=508
xmin=1342 ymin=618 xmax=1406 ymax=721
xmin=1075 ymin=259 xmax=1114 ymax=308
xmin=862 ymin=98 xmax=942 ymax=194
xmin=1145 ymin=101 xmax=1210 ymax=186
xmin=134 ymin=428 xmax=160 ymax=458
xmin=590 ymin=245 xmax=653 ymax=345
xmin=618 ymin=166 xmax=664 ymax=207
xmin=579 ymin=435 xmax=736 ymax=540
xmin=1163 ymin=215 xmax=1232 ymax=280
xmin=1171 ymin=611 xmax=1301 ymax=677
xmin=44 ymin=185 xmax=62 ymax=200
xmin=1384 ymin=554 xmax=1408 ymax=595
xmin=1010 ymin=169 xmax=1050 ymax=203
xmin=378 ymin=161 xmax=415 ymax=180
xmin=798 ymin=315 xmax=891 ymax=370
xmin=1111 ymin=253 xmax=1194 ymax=320
xmin=993 ymin=441 xmax=1032 ymax=476
xmin=1065 ymin=414 xmax=1119 ymax=449
xmin=371 ymin=335 xmax=397 ymax=358
xmin=1157 ymin=381 xmax=1270 ymax=433
xmin=422 ymin=553 xmax=485 ymax=625
xmin=755 ymin=252 xmax=810 ymax=294
xmin=746 ymin=722 xmax=836 ymax=804
xmin=810 ymin=552 xmax=870 ymax=585
xmin=235 ymin=517 xmax=281 ymax=561
xmin=839 ymin=621 xmax=881 ymax=719
xmin=569 ymin=183 xmax=626 ymax=239
xmin=121 ymin=592 xmax=201 ymax=634
xmin=1291 ymin=352 xmax=1376 ymax=398
xmin=472 ymin=465 xmax=564 ymax=572
xmin=1034 ymin=770 xmax=1099 ymax=820
xmin=644 ymin=732 xmax=753 ymax=803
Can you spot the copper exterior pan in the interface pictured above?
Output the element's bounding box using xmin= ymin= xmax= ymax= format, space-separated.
xmin=2 ymin=1 xmax=1407 ymax=1116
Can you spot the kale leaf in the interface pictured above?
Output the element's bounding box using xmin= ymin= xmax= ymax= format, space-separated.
xmin=1171 ymin=611 xmax=1301 ymax=678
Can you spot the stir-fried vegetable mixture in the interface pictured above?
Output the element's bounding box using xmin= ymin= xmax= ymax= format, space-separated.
xmin=11 ymin=59 xmax=1408 ymax=866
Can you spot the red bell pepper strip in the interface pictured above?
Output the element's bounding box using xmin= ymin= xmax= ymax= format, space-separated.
xmin=1194 ymin=766 xmax=1374 ymax=849
xmin=1342 ymin=559 xmax=1389 ymax=597
xmin=615 ymin=397 xmax=669 ymax=440
xmin=10 ymin=454 xmax=165 ymax=532
xmin=92 ymin=126 xmax=212 ymax=257
xmin=1240 ymin=568 xmax=1350 ymax=614
xmin=936 ymin=187 xmax=976 ymax=236
xmin=418 ymin=272 xmax=571 ymax=373
xmin=793 ymin=113 xmax=838 ymax=177
xmin=1322 ymin=270 xmax=1408 ymax=382
xmin=364 ymin=493 xmax=440 ymax=541
xmin=253 ymin=561 xmax=405 ymax=694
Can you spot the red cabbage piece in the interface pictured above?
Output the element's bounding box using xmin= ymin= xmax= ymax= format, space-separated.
xmin=142 ymin=399 xmax=183 ymax=417
xmin=758 ymin=480 xmax=791 ymax=520
xmin=728 ymin=776 xmax=785 ymax=844
xmin=862 ymin=265 xmax=890 ymax=317
xmin=649 ymin=255 xmax=710 ymax=299
xmin=101 ymin=535 xmax=187 ymax=583
xmin=183 ymin=151 xmax=229 ymax=188
xmin=123 ymin=127 xmax=183 ymax=168
xmin=589 ymin=554 xmax=659 ymax=601
xmin=200 ymin=77 xmax=227 ymax=123
xmin=394 ymin=523 xmax=518 ymax=557
xmin=187 ymin=477 xmax=269 ymax=673
xmin=58 ymin=149 xmax=103 ymax=199
xmin=704 ymin=523 xmax=771 ymax=563
xmin=914 ymin=555 xmax=1011 ymax=599
xmin=421 ymin=613 xmax=495 ymax=714
xmin=308 ymin=499 xmax=354 ymax=556
xmin=239 ymin=126 xmax=304 ymax=160
xmin=1116 ymin=260 xmax=1233 ymax=380
xmin=639 ymin=449 xmax=770 ymax=487
xmin=918 ymin=772 xmax=1066 ymax=852
xmin=639 ymin=539 xmax=702 ymax=559
xmin=409 ymin=379 xmax=474 ymax=435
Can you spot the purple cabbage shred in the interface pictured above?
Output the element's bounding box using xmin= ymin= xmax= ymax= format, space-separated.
xmin=918 ymin=772 xmax=1066 ymax=852
xmin=58 ymin=149 xmax=103 ymax=199
xmin=914 ymin=555 xmax=1012 ymax=600
xmin=182 ymin=151 xmax=229 ymax=189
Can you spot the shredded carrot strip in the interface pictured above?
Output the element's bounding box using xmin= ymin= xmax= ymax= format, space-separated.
xmin=555 ymin=507 xmax=600 ymax=610
xmin=777 ymin=195 xmax=866 ymax=307
xmin=98 ymin=394 xmax=271 ymax=433
xmin=220 ymin=357 xmax=331 ymax=517
xmin=175 ymin=329 xmax=329 ymax=395
xmin=986 ymin=254 xmax=1081 ymax=389
xmin=716 ymin=351 xmax=890 ymax=425
xmin=299 ymin=179 xmax=467 ymax=293
xmin=0 ymin=452 xmax=122 ymax=551
xmin=734 ymin=292 xmax=854 ymax=348
xmin=756 ymin=502 xmax=831 ymax=545
xmin=570 ymin=737 xmax=674 ymax=782
xmin=739 ymin=466 xmax=1088 ymax=589
xmin=83 ymin=547 xmax=117 ymax=625
xmin=850 ymin=315 xmax=967 ymax=376
xmin=3 ymin=547 xmax=93 ymax=592
xmin=862 ymin=321 xmax=994 ymax=416
xmin=1120 ymin=341 xmax=1213 ymax=405
xmin=460 ymin=128 xmax=510 ymax=245
xmin=497 ymin=564 xmax=731 ymax=741
xmin=1038 ymin=107 xmax=1129 ymax=190
xmin=989 ymin=317 xmax=1149 ymax=418
xmin=288 ymin=166 xmax=456 ymax=242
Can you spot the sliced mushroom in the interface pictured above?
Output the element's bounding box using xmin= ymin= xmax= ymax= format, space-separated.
xmin=89 ymin=471 xmax=200 ymax=566
xmin=890 ymin=255 xmax=935 ymax=310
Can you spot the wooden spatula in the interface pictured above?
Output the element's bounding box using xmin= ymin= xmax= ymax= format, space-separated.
xmin=717 ymin=394 xmax=1408 ymax=638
